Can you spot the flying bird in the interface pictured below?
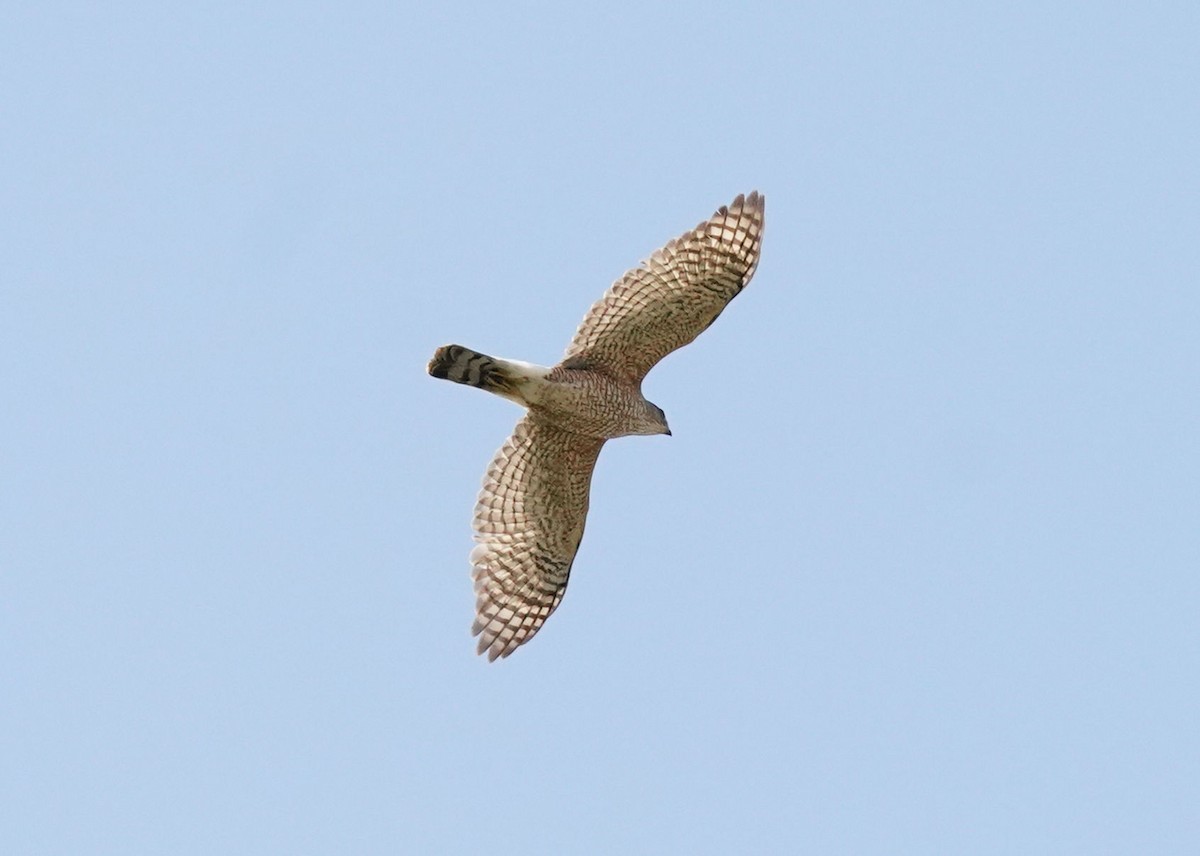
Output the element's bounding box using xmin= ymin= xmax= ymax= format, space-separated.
xmin=428 ymin=192 xmax=765 ymax=660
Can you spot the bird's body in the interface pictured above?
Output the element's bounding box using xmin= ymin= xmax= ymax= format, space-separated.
xmin=429 ymin=192 xmax=765 ymax=660
xmin=429 ymin=346 xmax=663 ymax=439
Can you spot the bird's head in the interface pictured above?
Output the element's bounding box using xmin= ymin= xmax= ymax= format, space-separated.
xmin=638 ymin=401 xmax=671 ymax=436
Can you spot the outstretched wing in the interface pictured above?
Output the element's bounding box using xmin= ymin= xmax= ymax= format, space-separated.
xmin=471 ymin=415 xmax=606 ymax=661
xmin=563 ymin=191 xmax=765 ymax=382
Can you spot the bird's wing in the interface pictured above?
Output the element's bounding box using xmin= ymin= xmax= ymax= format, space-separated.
xmin=470 ymin=415 xmax=606 ymax=661
xmin=562 ymin=191 xmax=764 ymax=383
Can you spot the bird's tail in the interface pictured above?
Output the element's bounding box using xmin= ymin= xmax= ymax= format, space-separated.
xmin=427 ymin=344 xmax=539 ymax=399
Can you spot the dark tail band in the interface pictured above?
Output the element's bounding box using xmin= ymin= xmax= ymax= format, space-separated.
xmin=428 ymin=344 xmax=514 ymax=394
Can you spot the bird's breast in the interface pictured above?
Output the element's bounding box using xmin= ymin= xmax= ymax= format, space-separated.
xmin=530 ymin=368 xmax=648 ymax=439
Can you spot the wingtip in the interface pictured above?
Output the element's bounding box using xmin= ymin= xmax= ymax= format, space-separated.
xmin=719 ymin=190 xmax=764 ymax=219
xmin=472 ymin=620 xmax=512 ymax=662
xmin=740 ymin=190 xmax=764 ymax=213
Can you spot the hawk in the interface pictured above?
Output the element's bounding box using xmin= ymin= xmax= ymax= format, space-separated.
xmin=429 ymin=191 xmax=765 ymax=660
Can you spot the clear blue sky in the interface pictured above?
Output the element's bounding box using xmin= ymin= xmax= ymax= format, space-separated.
xmin=3 ymin=3 xmax=1198 ymax=854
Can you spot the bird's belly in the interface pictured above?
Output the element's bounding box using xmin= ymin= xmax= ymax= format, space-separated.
xmin=529 ymin=375 xmax=646 ymax=439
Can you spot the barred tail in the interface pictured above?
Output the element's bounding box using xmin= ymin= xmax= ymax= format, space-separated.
xmin=427 ymin=344 xmax=519 ymax=395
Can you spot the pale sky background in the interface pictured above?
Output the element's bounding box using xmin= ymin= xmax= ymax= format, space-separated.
xmin=3 ymin=3 xmax=1198 ymax=854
